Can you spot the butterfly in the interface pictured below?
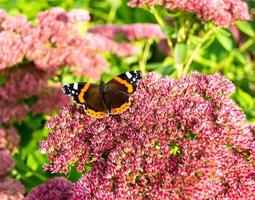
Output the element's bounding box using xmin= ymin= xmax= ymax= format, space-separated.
xmin=62 ymin=70 xmax=142 ymax=118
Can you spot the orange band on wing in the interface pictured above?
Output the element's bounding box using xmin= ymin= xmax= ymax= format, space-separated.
xmin=85 ymin=108 xmax=107 ymax=118
xmin=78 ymin=83 xmax=90 ymax=103
xmin=111 ymin=101 xmax=131 ymax=115
xmin=114 ymin=77 xmax=133 ymax=93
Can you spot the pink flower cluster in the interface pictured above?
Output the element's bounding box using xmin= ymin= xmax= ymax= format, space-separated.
xmin=41 ymin=72 xmax=255 ymax=199
xmin=89 ymin=23 xmax=165 ymax=41
xmin=0 ymin=64 xmax=69 ymax=123
xmin=0 ymin=177 xmax=24 ymax=200
xmin=0 ymin=7 xmax=107 ymax=77
xmin=25 ymin=177 xmax=73 ymax=200
xmin=0 ymin=8 xmax=166 ymax=77
xmin=128 ymin=0 xmax=250 ymax=27
xmin=0 ymin=126 xmax=20 ymax=176
xmin=0 ymin=126 xmax=24 ymax=200
xmin=0 ymin=126 xmax=20 ymax=152
xmin=88 ymin=23 xmax=167 ymax=56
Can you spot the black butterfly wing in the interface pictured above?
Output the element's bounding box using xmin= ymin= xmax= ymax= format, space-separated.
xmin=106 ymin=70 xmax=142 ymax=94
xmin=104 ymin=88 xmax=131 ymax=115
xmin=63 ymin=82 xmax=89 ymax=104
xmin=62 ymin=82 xmax=108 ymax=118
xmin=105 ymin=70 xmax=142 ymax=115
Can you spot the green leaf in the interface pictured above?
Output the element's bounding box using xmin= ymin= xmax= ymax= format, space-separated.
xmin=169 ymin=145 xmax=180 ymax=155
xmin=216 ymin=32 xmax=233 ymax=51
xmin=27 ymin=154 xmax=39 ymax=171
xmin=235 ymin=89 xmax=254 ymax=108
xmin=174 ymin=43 xmax=187 ymax=64
xmin=0 ymin=74 xmax=6 ymax=86
xmin=236 ymin=21 xmax=254 ymax=37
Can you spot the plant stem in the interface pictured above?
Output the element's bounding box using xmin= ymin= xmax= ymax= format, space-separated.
xmin=140 ymin=39 xmax=153 ymax=74
xmin=107 ymin=5 xmax=117 ymax=24
xmin=240 ymin=38 xmax=254 ymax=52
xmin=182 ymin=28 xmax=215 ymax=75
xmin=151 ymin=7 xmax=174 ymax=53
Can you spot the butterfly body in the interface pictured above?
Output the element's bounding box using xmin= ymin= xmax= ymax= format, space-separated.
xmin=62 ymin=70 xmax=142 ymax=118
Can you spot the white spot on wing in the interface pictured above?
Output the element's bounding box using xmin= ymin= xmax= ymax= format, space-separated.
xmin=73 ymin=83 xmax=78 ymax=90
xmin=126 ymin=72 xmax=132 ymax=79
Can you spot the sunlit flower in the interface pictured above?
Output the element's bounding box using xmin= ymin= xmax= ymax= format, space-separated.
xmin=0 ymin=31 xmax=25 ymax=70
xmin=128 ymin=0 xmax=249 ymax=27
xmin=41 ymin=72 xmax=254 ymax=198
xmin=25 ymin=177 xmax=73 ymax=200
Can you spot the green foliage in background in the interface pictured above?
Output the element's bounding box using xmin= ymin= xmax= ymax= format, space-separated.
xmin=1 ymin=0 xmax=255 ymax=192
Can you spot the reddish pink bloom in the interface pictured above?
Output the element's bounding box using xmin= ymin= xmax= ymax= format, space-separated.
xmin=0 ymin=177 xmax=24 ymax=200
xmin=25 ymin=7 xmax=93 ymax=70
xmin=0 ymin=64 xmax=68 ymax=123
xmin=83 ymin=33 xmax=139 ymax=57
xmin=128 ymin=0 xmax=249 ymax=27
xmin=0 ymin=31 xmax=25 ymax=70
xmin=25 ymin=177 xmax=73 ymax=200
xmin=89 ymin=23 xmax=165 ymax=41
xmin=25 ymin=8 xmax=140 ymax=77
xmin=0 ymin=104 xmax=30 ymax=124
xmin=31 ymin=84 xmax=70 ymax=115
xmin=0 ymin=65 xmax=49 ymax=103
xmin=1 ymin=14 xmax=31 ymax=35
xmin=0 ymin=150 xmax=14 ymax=177
xmin=0 ymin=14 xmax=31 ymax=69
xmin=0 ymin=126 xmax=20 ymax=152
xmin=41 ymin=72 xmax=254 ymax=198
xmin=0 ymin=8 xmax=158 ymax=80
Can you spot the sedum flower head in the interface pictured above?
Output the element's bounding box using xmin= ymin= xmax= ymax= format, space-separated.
xmin=0 ymin=8 xmax=157 ymax=79
xmin=128 ymin=0 xmax=249 ymax=27
xmin=41 ymin=72 xmax=254 ymax=198
xmin=25 ymin=177 xmax=73 ymax=200
xmin=0 ymin=126 xmax=20 ymax=152
xmin=0 ymin=64 xmax=69 ymax=123
xmin=0 ymin=177 xmax=24 ymax=200
xmin=88 ymin=23 xmax=166 ymax=41
xmin=0 ymin=149 xmax=14 ymax=177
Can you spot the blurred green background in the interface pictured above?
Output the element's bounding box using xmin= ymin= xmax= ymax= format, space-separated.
xmin=0 ymin=0 xmax=254 ymax=192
